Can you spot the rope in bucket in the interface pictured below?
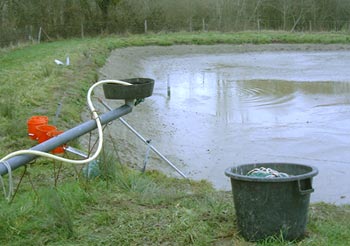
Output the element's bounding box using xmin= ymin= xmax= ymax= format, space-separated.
xmin=247 ymin=167 xmax=290 ymax=178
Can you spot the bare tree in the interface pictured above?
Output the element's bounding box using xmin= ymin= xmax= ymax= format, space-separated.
xmin=2 ymin=0 xmax=350 ymax=47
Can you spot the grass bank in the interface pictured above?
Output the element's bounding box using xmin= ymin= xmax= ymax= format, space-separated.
xmin=1 ymin=31 xmax=350 ymax=245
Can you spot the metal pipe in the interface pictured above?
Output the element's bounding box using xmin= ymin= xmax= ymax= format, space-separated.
xmin=98 ymin=98 xmax=187 ymax=178
xmin=64 ymin=146 xmax=88 ymax=158
xmin=0 ymin=104 xmax=132 ymax=176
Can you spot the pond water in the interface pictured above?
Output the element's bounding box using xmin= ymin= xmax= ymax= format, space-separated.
xmin=100 ymin=45 xmax=350 ymax=205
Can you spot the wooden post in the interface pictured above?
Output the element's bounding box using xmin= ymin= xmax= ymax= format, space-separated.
xmin=309 ymin=21 xmax=312 ymax=32
xmin=257 ymin=19 xmax=260 ymax=31
xmin=202 ymin=18 xmax=205 ymax=31
xmin=144 ymin=19 xmax=148 ymax=33
xmin=30 ymin=25 xmax=33 ymax=42
xmin=81 ymin=23 xmax=84 ymax=38
xmin=189 ymin=17 xmax=192 ymax=32
xmin=167 ymin=75 xmax=171 ymax=98
xmin=38 ymin=27 xmax=42 ymax=43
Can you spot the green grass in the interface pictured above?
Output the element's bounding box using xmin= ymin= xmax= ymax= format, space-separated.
xmin=1 ymin=161 xmax=350 ymax=245
xmin=1 ymin=31 xmax=350 ymax=245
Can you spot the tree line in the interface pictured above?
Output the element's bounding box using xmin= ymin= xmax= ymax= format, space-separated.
xmin=1 ymin=0 xmax=350 ymax=46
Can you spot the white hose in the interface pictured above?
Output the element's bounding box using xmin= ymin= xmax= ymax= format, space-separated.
xmin=0 ymin=161 xmax=13 ymax=201
xmin=0 ymin=79 xmax=131 ymax=200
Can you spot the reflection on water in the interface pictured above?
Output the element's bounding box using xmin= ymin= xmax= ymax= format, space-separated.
xmin=156 ymin=71 xmax=350 ymax=124
xmin=144 ymin=51 xmax=350 ymax=126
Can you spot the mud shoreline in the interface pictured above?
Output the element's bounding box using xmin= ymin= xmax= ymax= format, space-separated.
xmin=99 ymin=43 xmax=350 ymax=78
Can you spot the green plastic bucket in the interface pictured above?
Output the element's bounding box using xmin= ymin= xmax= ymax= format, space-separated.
xmin=225 ymin=163 xmax=318 ymax=241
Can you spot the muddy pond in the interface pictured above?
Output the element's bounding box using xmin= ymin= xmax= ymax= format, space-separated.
xmin=99 ymin=44 xmax=350 ymax=205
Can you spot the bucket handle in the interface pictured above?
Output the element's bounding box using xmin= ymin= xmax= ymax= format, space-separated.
xmin=298 ymin=178 xmax=314 ymax=195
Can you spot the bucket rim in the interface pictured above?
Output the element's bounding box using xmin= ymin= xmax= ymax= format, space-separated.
xmin=36 ymin=125 xmax=57 ymax=131
xmin=27 ymin=115 xmax=49 ymax=122
xmin=47 ymin=130 xmax=64 ymax=137
xmin=225 ymin=162 xmax=318 ymax=182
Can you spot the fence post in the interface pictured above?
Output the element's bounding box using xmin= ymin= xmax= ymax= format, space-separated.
xmin=257 ymin=19 xmax=260 ymax=31
xmin=38 ymin=27 xmax=42 ymax=43
xmin=309 ymin=21 xmax=312 ymax=32
xmin=189 ymin=17 xmax=192 ymax=32
xmin=144 ymin=19 xmax=148 ymax=33
xmin=81 ymin=23 xmax=84 ymax=38
xmin=202 ymin=18 xmax=205 ymax=32
xmin=29 ymin=25 xmax=33 ymax=42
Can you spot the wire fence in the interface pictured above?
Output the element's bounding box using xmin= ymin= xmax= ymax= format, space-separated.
xmin=2 ymin=18 xmax=350 ymax=48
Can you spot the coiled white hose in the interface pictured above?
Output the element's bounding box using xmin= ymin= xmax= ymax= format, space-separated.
xmin=0 ymin=79 xmax=131 ymax=201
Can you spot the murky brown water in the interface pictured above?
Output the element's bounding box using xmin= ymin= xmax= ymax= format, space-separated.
xmin=99 ymin=45 xmax=350 ymax=205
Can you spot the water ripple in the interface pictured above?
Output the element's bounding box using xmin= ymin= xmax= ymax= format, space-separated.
xmin=236 ymin=80 xmax=296 ymax=108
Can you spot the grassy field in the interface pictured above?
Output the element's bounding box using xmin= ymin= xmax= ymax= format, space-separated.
xmin=1 ymin=31 xmax=350 ymax=245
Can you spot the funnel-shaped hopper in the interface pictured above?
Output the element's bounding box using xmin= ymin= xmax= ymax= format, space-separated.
xmin=103 ymin=78 xmax=154 ymax=100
